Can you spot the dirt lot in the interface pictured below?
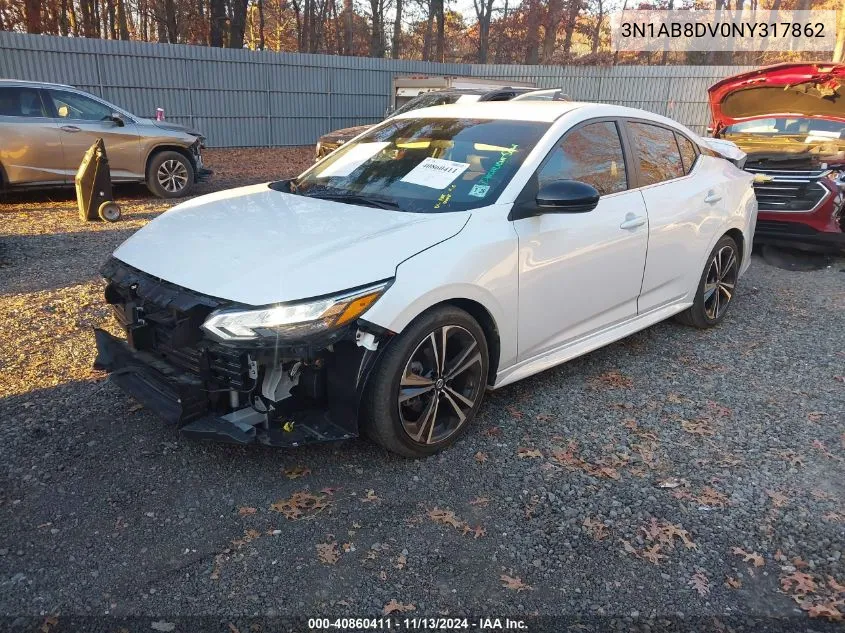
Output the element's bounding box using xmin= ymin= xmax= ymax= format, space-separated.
xmin=1 ymin=148 xmax=844 ymax=631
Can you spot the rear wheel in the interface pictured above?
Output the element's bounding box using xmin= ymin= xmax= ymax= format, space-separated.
xmin=676 ymin=234 xmax=739 ymax=328
xmin=362 ymin=306 xmax=489 ymax=458
xmin=146 ymin=151 xmax=194 ymax=199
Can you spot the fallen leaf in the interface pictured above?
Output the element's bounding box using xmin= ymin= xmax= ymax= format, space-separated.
xmin=237 ymin=506 xmax=257 ymax=516
xmin=316 ymin=542 xmax=340 ymax=565
xmin=827 ymin=576 xmax=845 ymax=595
xmin=642 ymin=544 xmax=666 ymax=564
xmin=589 ymin=370 xmax=633 ymax=389
xmin=804 ymin=601 xmax=843 ymax=621
xmin=269 ymin=491 xmax=331 ymax=520
xmin=725 ymin=576 xmax=742 ymax=589
xmin=361 ymin=489 xmax=380 ymax=503
xmin=228 ymin=624 xmax=241 ymax=633
xmin=128 ymin=402 xmax=143 ymax=413
xmin=681 ymin=419 xmax=715 ymax=436
xmin=474 ymin=451 xmax=488 ymax=464
xmin=427 ymin=508 xmax=465 ymax=529
xmin=283 ymin=466 xmax=312 ymax=479
xmin=483 ymin=426 xmax=502 ymax=437
xmin=688 ymin=570 xmax=710 ymax=596
xmin=582 ymin=517 xmax=609 ymax=541
xmin=781 ymin=571 xmax=817 ymax=596
xmin=657 ymin=478 xmax=685 ymax=489
xmin=383 ymin=599 xmax=416 ymax=615
xmin=395 ymin=553 xmax=407 ymax=569
xmin=500 ymin=574 xmax=532 ymax=591
xmin=40 ymin=616 xmax=58 ymax=633
xmin=731 ymin=547 xmax=764 ymax=567
xmin=517 ymin=447 xmax=543 ymax=458
xmin=469 ymin=496 xmax=489 ymax=506
xmin=506 ymin=406 xmax=524 ymax=419
xmin=807 ymin=411 xmax=825 ymax=422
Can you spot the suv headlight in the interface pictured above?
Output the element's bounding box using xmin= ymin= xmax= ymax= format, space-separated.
xmin=201 ymin=282 xmax=390 ymax=342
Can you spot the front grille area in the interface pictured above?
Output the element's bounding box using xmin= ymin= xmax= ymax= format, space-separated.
xmin=746 ymin=167 xmax=830 ymax=212
xmin=102 ymin=259 xmax=250 ymax=390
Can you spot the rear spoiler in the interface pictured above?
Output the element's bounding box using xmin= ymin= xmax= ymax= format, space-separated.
xmin=698 ymin=136 xmax=747 ymax=169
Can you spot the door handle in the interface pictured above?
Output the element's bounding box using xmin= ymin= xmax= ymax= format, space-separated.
xmin=60 ymin=125 xmax=80 ymax=133
xmin=620 ymin=214 xmax=647 ymax=230
xmin=704 ymin=191 xmax=722 ymax=204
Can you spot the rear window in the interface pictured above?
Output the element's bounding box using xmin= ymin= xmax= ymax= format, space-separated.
xmin=629 ymin=121 xmax=684 ymax=186
xmin=0 ymin=87 xmax=47 ymax=118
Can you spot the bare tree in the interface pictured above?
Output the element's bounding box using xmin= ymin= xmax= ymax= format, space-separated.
xmin=473 ymin=0 xmax=494 ymax=63
xmin=391 ymin=0 xmax=402 ymax=58
xmin=432 ymin=0 xmax=444 ymax=61
xmin=209 ymin=0 xmax=226 ymax=45
xmin=523 ymin=0 xmax=540 ymax=64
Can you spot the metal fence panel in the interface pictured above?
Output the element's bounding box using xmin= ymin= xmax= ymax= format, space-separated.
xmin=0 ymin=32 xmax=757 ymax=147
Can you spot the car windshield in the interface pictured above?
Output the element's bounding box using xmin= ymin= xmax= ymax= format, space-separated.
xmin=291 ymin=117 xmax=549 ymax=213
xmin=722 ymin=117 xmax=845 ymax=139
xmin=391 ymin=92 xmax=480 ymax=117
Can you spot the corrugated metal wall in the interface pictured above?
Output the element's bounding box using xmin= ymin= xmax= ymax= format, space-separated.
xmin=0 ymin=32 xmax=755 ymax=147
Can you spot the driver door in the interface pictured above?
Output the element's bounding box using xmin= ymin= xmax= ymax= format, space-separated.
xmin=45 ymin=89 xmax=142 ymax=182
xmin=512 ymin=119 xmax=649 ymax=362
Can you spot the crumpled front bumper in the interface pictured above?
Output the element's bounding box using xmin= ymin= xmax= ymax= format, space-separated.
xmin=93 ymin=328 xmax=359 ymax=447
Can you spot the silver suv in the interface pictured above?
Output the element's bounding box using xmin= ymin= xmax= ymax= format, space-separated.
xmin=0 ymin=79 xmax=210 ymax=198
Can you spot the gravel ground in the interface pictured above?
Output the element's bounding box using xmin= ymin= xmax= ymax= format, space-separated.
xmin=1 ymin=148 xmax=844 ymax=631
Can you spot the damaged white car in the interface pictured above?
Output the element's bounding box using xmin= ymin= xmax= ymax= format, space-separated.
xmin=95 ymin=102 xmax=757 ymax=457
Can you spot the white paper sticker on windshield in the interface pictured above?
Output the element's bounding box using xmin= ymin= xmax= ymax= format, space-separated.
xmin=317 ymin=142 xmax=390 ymax=178
xmin=400 ymin=157 xmax=470 ymax=189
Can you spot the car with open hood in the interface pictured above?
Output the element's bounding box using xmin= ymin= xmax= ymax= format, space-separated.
xmin=709 ymin=63 xmax=845 ymax=252
xmin=0 ymin=79 xmax=211 ymax=198
xmin=314 ymin=87 xmax=533 ymax=160
xmin=94 ymin=101 xmax=756 ymax=457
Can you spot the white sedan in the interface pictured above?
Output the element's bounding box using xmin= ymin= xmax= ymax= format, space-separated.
xmin=94 ymin=102 xmax=757 ymax=457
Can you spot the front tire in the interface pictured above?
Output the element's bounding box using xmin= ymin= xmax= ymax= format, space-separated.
xmin=676 ymin=234 xmax=740 ymax=328
xmin=362 ymin=306 xmax=489 ymax=458
xmin=146 ymin=151 xmax=194 ymax=199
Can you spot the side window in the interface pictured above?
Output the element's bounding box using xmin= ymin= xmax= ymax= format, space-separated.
xmin=0 ymin=87 xmax=47 ymax=118
xmin=676 ymin=133 xmax=698 ymax=174
xmin=49 ymin=90 xmax=113 ymax=122
xmin=537 ymin=121 xmax=627 ymax=196
xmin=629 ymin=121 xmax=684 ymax=186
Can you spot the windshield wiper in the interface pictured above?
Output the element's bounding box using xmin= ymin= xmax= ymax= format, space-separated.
xmin=301 ymin=191 xmax=403 ymax=211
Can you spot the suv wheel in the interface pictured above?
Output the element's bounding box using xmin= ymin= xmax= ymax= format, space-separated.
xmin=362 ymin=306 xmax=489 ymax=458
xmin=147 ymin=151 xmax=194 ymax=198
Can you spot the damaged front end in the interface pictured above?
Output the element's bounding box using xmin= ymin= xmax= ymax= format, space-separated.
xmin=93 ymin=258 xmax=392 ymax=447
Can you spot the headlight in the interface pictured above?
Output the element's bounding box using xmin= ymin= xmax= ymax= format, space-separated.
xmin=201 ymin=282 xmax=390 ymax=342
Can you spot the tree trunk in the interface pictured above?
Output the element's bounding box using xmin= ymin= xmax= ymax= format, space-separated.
xmin=369 ymin=0 xmax=384 ymax=57
xmin=24 ymin=0 xmax=42 ymax=33
xmin=433 ymin=0 xmax=444 ymax=62
xmin=590 ymin=0 xmax=603 ymax=53
xmin=474 ymin=0 xmax=494 ymax=64
xmin=523 ymin=0 xmax=541 ymax=64
xmin=229 ymin=0 xmax=249 ymax=48
xmin=391 ymin=0 xmax=402 ymax=58
xmin=560 ymin=0 xmax=581 ymax=56
xmin=106 ymin=0 xmax=116 ymax=38
xmin=422 ymin=0 xmax=433 ymax=60
xmin=116 ymin=0 xmax=129 ymax=39
xmin=209 ymin=0 xmax=226 ymax=46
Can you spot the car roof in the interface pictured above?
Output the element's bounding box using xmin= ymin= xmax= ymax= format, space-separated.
xmin=393 ymin=101 xmax=694 ymax=131
xmin=0 ymin=78 xmax=74 ymax=89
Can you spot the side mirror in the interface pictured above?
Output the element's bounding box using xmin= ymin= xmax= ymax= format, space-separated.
xmin=110 ymin=113 xmax=125 ymax=127
xmin=535 ymin=180 xmax=600 ymax=213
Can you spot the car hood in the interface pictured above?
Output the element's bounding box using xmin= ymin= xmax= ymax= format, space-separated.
xmin=319 ymin=124 xmax=374 ymax=145
xmin=137 ymin=118 xmax=204 ymax=139
xmin=112 ymin=183 xmax=470 ymax=306
xmin=708 ymin=62 xmax=845 ymax=130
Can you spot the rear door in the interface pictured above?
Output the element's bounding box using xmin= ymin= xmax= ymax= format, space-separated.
xmin=44 ymin=88 xmax=142 ymax=182
xmin=626 ymin=120 xmax=726 ymax=313
xmin=0 ymin=86 xmax=64 ymax=185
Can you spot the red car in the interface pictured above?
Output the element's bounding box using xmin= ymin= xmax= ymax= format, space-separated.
xmin=709 ymin=63 xmax=845 ymax=253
